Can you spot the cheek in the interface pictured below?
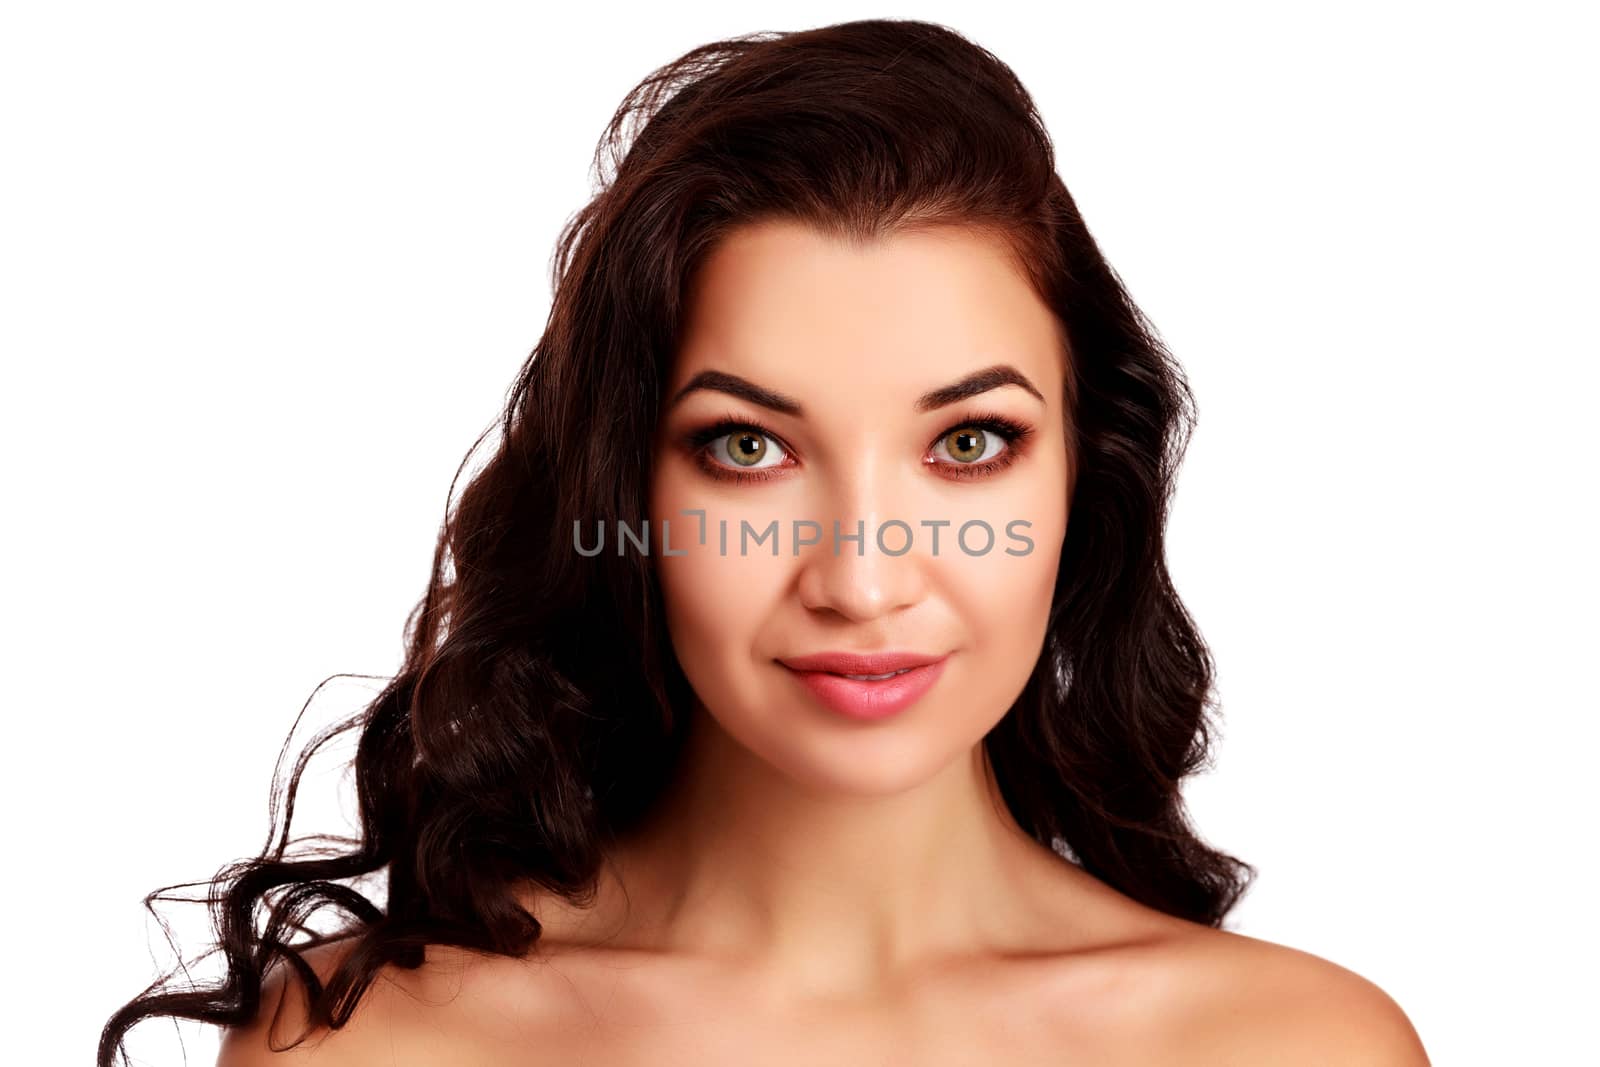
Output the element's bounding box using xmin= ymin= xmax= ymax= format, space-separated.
xmin=656 ymin=545 xmax=786 ymax=661
xmin=936 ymin=458 xmax=1068 ymax=719
xmin=939 ymin=530 xmax=1060 ymax=717
xmin=649 ymin=463 xmax=791 ymax=698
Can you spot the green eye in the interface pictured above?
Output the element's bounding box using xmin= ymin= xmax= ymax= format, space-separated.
xmin=684 ymin=418 xmax=792 ymax=481
xmin=939 ymin=426 xmax=996 ymax=464
xmin=685 ymin=412 xmax=1031 ymax=485
xmin=725 ymin=431 xmax=769 ymax=467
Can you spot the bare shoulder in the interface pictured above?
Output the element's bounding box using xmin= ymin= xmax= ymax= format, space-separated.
xmin=214 ymin=935 xmax=450 ymax=1066
xmin=1143 ymin=923 xmax=1432 ymax=1066
xmin=212 ymin=922 xmax=655 ymax=1066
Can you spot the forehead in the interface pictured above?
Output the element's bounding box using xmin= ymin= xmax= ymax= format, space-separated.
xmin=670 ymin=220 xmax=1064 ymax=403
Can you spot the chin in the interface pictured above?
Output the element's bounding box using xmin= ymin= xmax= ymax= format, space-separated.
xmin=730 ymin=699 xmax=979 ymax=798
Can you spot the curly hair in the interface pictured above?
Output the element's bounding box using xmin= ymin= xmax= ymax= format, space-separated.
xmin=100 ymin=17 xmax=1253 ymax=1064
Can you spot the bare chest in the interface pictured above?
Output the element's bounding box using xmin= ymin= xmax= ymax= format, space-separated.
xmin=375 ymin=950 xmax=1178 ymax=1067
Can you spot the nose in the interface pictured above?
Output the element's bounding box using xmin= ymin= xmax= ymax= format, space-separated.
xmin=794 ymin=472 xmax=929 ymax=624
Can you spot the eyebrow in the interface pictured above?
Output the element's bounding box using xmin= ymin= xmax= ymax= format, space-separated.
xmin=666 ymin=362 xmax=1046 ymax=416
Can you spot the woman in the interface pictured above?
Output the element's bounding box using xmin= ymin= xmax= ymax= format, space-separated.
xmin=101 ymin=18 xmax=1428 ymax=1065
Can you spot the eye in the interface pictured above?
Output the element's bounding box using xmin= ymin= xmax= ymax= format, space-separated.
xmin=926 ymin=414 xmax=1033 ymax=479
xmin=709 ymin=427 xmax=788 ymax=469
xmin=683 ymin=417 xmax=794 ymax=482
xmin=680 ymin=411 xmax=1034 ymax=485
xmin=933 ymin=425 xmax=1005 ymax=465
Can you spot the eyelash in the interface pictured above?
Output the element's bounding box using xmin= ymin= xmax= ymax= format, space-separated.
xmin=682 ymin=410 xmax=1035 ymax=485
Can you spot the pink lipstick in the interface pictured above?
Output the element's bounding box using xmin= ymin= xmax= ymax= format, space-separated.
xmin=777 ymin=650 xmax=950 ymax=721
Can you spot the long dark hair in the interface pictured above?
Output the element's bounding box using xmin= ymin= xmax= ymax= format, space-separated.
xmin=101 ymin=17 xmax=1253 ymax=1064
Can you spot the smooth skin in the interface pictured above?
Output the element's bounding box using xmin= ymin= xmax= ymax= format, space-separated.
xmin=219 ymin=221 xmax=1429 ymax=1065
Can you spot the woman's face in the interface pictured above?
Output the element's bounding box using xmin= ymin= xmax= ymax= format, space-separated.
xmin=649 ymin=219 xmax=1072 ymax=796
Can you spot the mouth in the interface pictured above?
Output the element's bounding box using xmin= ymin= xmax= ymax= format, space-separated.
xmin=776 ymin=653 xmax=951 ymax=721
xmin=775 ymin=650 xmax=946 ymax=676
xmin=824 ymin=667 xmax=918 ymax=681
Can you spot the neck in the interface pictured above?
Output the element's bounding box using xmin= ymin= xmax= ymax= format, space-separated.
xmin=572 ymin=699 xmax=1082 ymax=998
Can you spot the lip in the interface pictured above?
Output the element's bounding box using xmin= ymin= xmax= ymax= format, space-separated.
xmin=777 ymin=650 xmax=946 ymax=675
xmin=777 ymin=651 xmax=951 ymax=721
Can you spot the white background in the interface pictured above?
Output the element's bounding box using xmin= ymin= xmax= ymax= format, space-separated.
xmin=4 ymin=3 xmax=1594 ymax=1064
